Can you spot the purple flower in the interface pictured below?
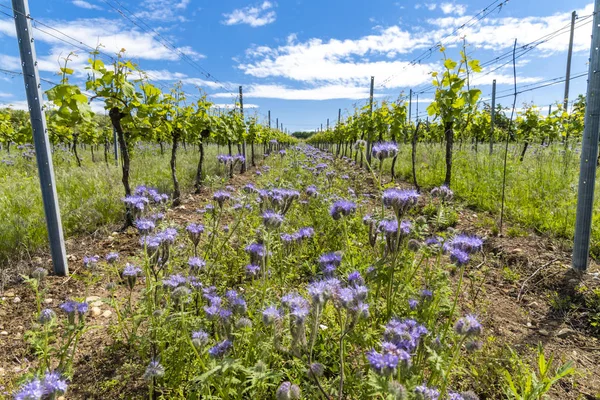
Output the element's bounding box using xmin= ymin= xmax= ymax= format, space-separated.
xmin=186 ymin=223 xmax=205 ymax=245
xmin=446 ymin=234 xmax=483 ymax=254
xmin=450 ymin=248 xmax=470 ymax=266
xmin=208 ymin=339 xmax=233 ymax=358
xmin=76 ymin=302 xmax=89 ymax=315
xmin=122 ymin=263 xmax=142 ymax=277
xmin=366 ymin=350 xmax=399 ymax=376
xmin=245 ymin=242 xmax=266 ymax=264
xmin=276 ymin=381 xmax=301 ymax=400
xmin=330 ymin=199 xmax=356 ymax=220
xmin=414 ymin=385 xmax=440 ymax=400
xmin=14 ymin=378 xmax=43 ymax=400
xmin=188 ymin=257 xmax=206 ymax=270
xmin=454 ymin=314 xmax=483 ymax=337
xmin=191 ymin=330 xmax=209 ymax=349
xmin=42 ymin=371 xmax=68 ymax=397
xmin=382 ymin=188 xmax=419 ymax=217
xmin=297 ymin=227 xmax=314 ymax=239
xmin=384 ymin=318 xmax=428 ymax=353
xmin=262 ymin=210 xmax=284 ymax=229
xmin=83 ymin=255 xmax=99 ymax=269
xmin=306 ymin=185 xmax=318 ymax=197
xmin=408 ymin=299 xmax=419 ymax=310
xmin=307 ymin=280 xmax=328 ymax=306
xmin=213 ymin=190 xmax=231 ymax=208
xmin=39 ymin=308 xmax=56 ymax=324
xmin=143 ymin=360 xmax=165 ymax=380
xmin=135 ymin=218 xmax=155 ymax=235
xmin=431 ymin=185 xmax=454 ymax=201
xmin=246 ymin=264 xmax=261 ymax=278
xmin=371 ymin=142 xmax=398 ymax=160
xmin=162 ymin=274 xmax=187 ymax=288
xmin=319 ymin=252 xmax=342 ymax=268
xmin=347 ymin=271 xmax=364 ymax=286
xmin=262 ymin=305 xmax=282 ymax=325
xmin=420 ymin=289 xmax=433 ymax=299
xmin=59 ymin=300 xmax=78 ymax=315
xmin=105 ymin=252 xmax=119 ymax=264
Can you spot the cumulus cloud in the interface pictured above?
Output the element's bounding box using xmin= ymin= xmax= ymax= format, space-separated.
xmin=0 ymin=18 xmax=205 ymax=79
xmin=232 ymin=3 xmax=590 ymax=101
xmin=222 ymin=1 xmax=276 ymax=27
xmin=439 ymin=3 xmax=466 ymax=16
xmin=135 ymin=0 xmax=193 ymax=22
xmin=72 ymin=0 xmax=102 ymax=10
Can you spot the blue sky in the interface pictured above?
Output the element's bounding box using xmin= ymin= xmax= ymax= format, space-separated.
xmin=0 ymin=0 xmax=594 ymax=132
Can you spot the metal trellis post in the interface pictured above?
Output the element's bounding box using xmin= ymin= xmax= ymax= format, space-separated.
xmin=490 ymin=79 xmax=496 ymax=155
xmin=12 ymin=0 xmax=68 ymax=276
xmin=564 ymin=11 xmax=576 ymax=111
xmin=573 ymin=0 xmax=600 ymax=272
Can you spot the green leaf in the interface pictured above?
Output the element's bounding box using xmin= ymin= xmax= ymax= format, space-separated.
xmin=444 ymin=58 xmax=457 ymax=70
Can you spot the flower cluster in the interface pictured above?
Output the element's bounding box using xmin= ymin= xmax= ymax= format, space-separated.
xmin=430 ymin=185 xmax=454 ymax=202
xmin=383 ymin=188 xmax=419 ymax=218
xmin=443 ymin=234 xmax=483 ymax=266
xmin=372 ymin=142 xmax=399 ymax=160
xmin=14 ymin=371 xmax=68 ymax=400
xmin=280 ymin=227 xmax=314 ymax=246
xmin=330 ymin=199 xmax=356 ymax=220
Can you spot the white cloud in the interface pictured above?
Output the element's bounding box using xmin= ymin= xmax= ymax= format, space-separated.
xmin=0 ymin=92 xmax=12 ymax=98
xmin=72 ymin=0 xmax=102 ymax=10
xmin=135 ymin=0 xmax=193 ymax=22
xmin=213 ymin=83 xmax=379 ymax=101
xmin=234 ymin=3 xmax=591 ymax=102
xmin=427 ymin=3 xmax=594 ymax=53
xmin=142 ymin=69 xmax=234 ymax=90
xmin=239 ymin=26 xmax=436 ymax=88
xmin=439 ymin=3 xmax=466 ymax=16
xmin=211 ymin=103 xmax=259 ymax=109
xmin=0 ymin=18 xmax=205 ymax=77
xmin=425 ymin=3 xmax=438 ymax=11
xmin=222 ymin=1 xmax=276 ymax=27
xmin=0 ymin=100 xmax=29 ymax=111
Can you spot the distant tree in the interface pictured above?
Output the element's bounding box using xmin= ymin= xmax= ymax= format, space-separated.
xmin=292 ymin=131 xmax=315 ymax=140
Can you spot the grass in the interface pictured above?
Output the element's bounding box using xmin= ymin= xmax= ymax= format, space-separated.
xmin=0 ymin=143 xmax=257 ymax=269
xmin=380 ymin=141 xmax=600 ymax=256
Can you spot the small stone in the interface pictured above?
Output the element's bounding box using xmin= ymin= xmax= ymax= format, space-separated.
xmin=13 ymin=296 xmax=21 ymax=304
xmin=526 ymin=322 xmax=532 ymax=327
xmin=512 ymin=248 xmax=523 ymax=253
xmin=101 ymin=310 xmax=112 ymax=318
xmin=0 ymin=331 xmax=8 ymax=336
xmin=67 ymin=254 xmax=78 ymax=261
xmin=44 ymin=298 xmax=53 ymax=304
xmin=86 ymin=296 xmax=101 ymax=303
xmin=4 ymin=291 xmax=15 ymax=297
xmin=90 ymin=300 xmax=103 ymax=308
xmin=91 ymin=307 xmax=102 ymax=317
xmin=0 ymin=367 xmax=5 ymax=376
xmin=538 ymin=329 xmax=550 ymax=336
xmin=112 ymin=231 xmax=119 ymax=236
xmin=556 ymin=328 xmax=574 ymax=338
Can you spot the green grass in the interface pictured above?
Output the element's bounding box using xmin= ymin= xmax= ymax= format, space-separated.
xmin=378 ymin=142 xmax=600 ymax=256
xmin=0 ymin=144 xmax=256 ymax=267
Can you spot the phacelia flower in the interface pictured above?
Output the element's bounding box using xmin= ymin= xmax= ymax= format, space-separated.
xmin=208 ymin=339 xmax=233 ymax=358
xmin=454 ymin=314 xmax=483 ymax=337
xmin=105 ymin=252 xmax=119 ymax=264
xmin=276 ymin=381 xmax=301 ymax=400
xmin=262 ymin=210 xmax=284 ymax=229
xmin=188 ymin=256 xmax=206 ymax=271
xmin=14 ymin=378 xmax=43 ymax=400
xmin=382 ymin=188 xmax=419 ymax=218
xmin=42 ymin=371 xmax=68 ymax=397
xmin=330 ymin=199 xmax=356 ymax=220
xmin=143 ymin=360 xmax=165 ymax=381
